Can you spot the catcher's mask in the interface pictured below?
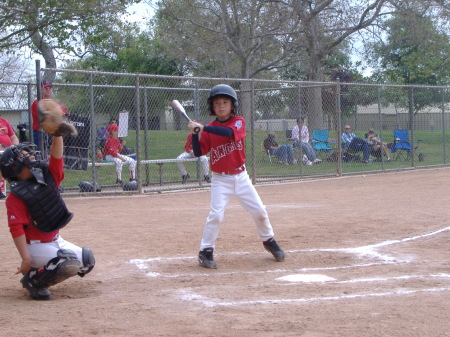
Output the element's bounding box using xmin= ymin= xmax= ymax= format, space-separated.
xmin=0 ymin=143 xmax=40 ymax=180
xmin=207 ymin=84 xmax=238 ymax=116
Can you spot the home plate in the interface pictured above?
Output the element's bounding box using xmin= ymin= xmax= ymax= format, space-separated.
xmin=277 ymin=274 xmax=336 ymax=283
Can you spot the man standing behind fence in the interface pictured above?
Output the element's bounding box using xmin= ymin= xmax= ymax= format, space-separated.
xmin=30 ymin=80 xmax=69 ymax=149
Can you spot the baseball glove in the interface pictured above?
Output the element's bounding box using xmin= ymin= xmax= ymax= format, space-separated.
xmin=38 ymin=99 xmax=78 ymax=137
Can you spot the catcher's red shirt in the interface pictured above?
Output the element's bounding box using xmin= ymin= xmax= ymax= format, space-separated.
xmin=6 ymin=156 xmax=64 ymax=241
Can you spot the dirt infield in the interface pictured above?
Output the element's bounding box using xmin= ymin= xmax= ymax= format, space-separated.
xmin=1 ymin=168 xmax=450 ymax=337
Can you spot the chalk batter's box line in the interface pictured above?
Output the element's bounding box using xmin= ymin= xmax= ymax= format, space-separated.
xmin=187 ymin=287 xmax=450 ymax=307
xmin=130 ymin=225 xmax=450 ymax=278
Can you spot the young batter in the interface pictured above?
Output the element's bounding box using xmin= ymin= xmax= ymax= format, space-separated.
xmin=188 ymin=84 xmax=285 ymax=269
xmin=0 ymin=137 xmax=95 ymax=300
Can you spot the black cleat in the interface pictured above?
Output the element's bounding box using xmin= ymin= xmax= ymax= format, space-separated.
xmin=182 ymin=174 xmax=190 ymax=184
xmin=116 ymin=179 xmax=123 ymax=185
xmin=0 ymin=192 xmax=6 ymax=199
xmin=204 ymin=175 xmax=211 ymax=183
xmin=198 ymin=248 xmax=217 ymax=269
xmin=20 ymin=275 xmax=51 ymax=300
xmin=263 ymin=238 xmax=285 ymax=262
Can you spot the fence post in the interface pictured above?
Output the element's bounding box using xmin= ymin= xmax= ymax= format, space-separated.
xmin=409 ymin=87 xmax=416 ymax=167
xmin=143 ymin=88 xmax=150 ymax=185
xmin=89 ymin=74 xmax=98 ymax=189
xmin=336 ymin=80 xmax=342 ymax=176
xmin=135 ymin=76 xmax=141 ymax=192
xmin=250 ymin=79 xmax=256 ymax=184
xmin=441 ymin=88 xmax=447 ymax=164
xmin=377 ymin=86 xmax=385 ymax=169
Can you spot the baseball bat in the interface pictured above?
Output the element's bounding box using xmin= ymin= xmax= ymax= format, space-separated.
xmin=171 ymin=100 xmax=200 ymax=133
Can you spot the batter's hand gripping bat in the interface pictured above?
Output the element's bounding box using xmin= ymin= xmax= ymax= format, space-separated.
xmin=171 ymin=100 xmax=200 ymax=133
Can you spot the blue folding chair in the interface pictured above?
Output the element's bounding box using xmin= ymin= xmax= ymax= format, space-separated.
xmin=391 ymin=129 xmax=423 ymax=161
xmin=310 ymin=129 xmax=336 ymax=159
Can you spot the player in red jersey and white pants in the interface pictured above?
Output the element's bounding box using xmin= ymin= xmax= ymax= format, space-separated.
xmin=0 ymin=136 xmax=95 ymax=300
xmin=188 ymin=84 xmax=285 ymax=269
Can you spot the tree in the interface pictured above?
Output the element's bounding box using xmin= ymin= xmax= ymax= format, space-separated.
xmin=151 ymin=0 xmax=393 ymax=129
xmin=0 ymin=52 xmax=34 ymax=109
xmin=0 ymin=0 xmax=139 ymax=79
xmin=369 ymin=4 xmax=450 ymax=114
xmin=372 ymin=8 xmax=449 ymax=86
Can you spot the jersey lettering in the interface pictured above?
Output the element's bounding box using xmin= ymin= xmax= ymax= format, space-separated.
xmin=210 ymin=139 xmax=243 ymax=165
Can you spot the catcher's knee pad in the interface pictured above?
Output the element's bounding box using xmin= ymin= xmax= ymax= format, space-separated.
xmin=78 ymin=246 xmax=95 ymax=277
xmin=32 ymin=249 xmax=81 ymax=288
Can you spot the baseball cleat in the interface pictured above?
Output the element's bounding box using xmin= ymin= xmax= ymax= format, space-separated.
xmin=182 ymin=174 xmax=190 ymax=184
xmin=204 ymin=175 xmax=211 ymax=183
xmin=198 ymin=247 xmax=217 ymax=269
xmin=263 ymin=238 xmax=285 ymax=262
xmin=20 ymin=275 xmax=51 ymax=300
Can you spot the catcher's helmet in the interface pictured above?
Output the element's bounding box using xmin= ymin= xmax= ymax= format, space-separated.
xmin=123 ymin=180 xmax=138 ymax=191
xmin=207 ymin=84 xmax=238 ymax=116
xmin=0 ymin=143 xmax=38 ymax=179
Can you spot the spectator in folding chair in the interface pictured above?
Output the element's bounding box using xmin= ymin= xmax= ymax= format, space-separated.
xmin=291 ymin=117 xmax=322 ymax=165
xmin=103 ymin=124 xmax=136 ymax=185
xmin=365 ymin=130 xmax=391 ymax=161
xmin=263 ymin=132 xmax=296 ymax=165
xmin=341 ymin=125 xmax=371 ymax=163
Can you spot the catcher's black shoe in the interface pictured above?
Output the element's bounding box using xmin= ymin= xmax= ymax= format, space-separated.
xmin=204 ymin=175 xmax=211 ymax=183
xmin=198 ymin=248 xmax=217 ymax=269
xmin=263 ymin=238 xmax=285 ymax=262
xmin=20 ymin=275 xmax=51 ymax=301
xmin=182 ymin=174 xmax=190 ymax=184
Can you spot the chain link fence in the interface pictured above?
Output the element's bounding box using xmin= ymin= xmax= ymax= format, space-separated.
xmin=0 ymin=67 xmax=448 ymax=196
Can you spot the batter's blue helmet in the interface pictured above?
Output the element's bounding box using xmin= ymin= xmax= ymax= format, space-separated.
xmin=207 ymin=84 xmax=238 ymax=116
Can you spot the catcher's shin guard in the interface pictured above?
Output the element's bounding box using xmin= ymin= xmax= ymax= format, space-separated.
xmin=78 ymin=246 xmax=95 ymax=277
xmin=28 ymin=249 xmax=81 ymax=289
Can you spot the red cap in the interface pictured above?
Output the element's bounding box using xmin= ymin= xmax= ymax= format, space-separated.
xmin=41 ymin=80 xmax=53 ymax=88
xmin=107 ymin=124 xmax=119 ymax=133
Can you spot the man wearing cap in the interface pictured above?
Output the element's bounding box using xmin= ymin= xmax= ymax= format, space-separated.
xmin=30 ymin=80 xmax=70 ymax=148
xmin=103 ymin=123 xmax=136 ymax=185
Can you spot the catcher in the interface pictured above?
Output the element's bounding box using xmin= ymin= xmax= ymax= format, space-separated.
xmin=0 ymin=99 xmax=94 ymax=300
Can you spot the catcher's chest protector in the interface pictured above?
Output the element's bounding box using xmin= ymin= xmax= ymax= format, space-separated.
xmin=10 ymin=166 xmax=73 ymax=233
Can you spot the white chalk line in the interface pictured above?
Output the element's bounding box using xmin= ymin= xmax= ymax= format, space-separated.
xmin=129 ymin=225 xmax=450 ymax=278
xmin=129 ymin=226 xmax=450 ymax=307
xmin=184 ymin=287 xmax=450 ymax=307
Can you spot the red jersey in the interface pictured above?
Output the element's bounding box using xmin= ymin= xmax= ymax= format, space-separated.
xmin=6 ymin=156 xmax=65 ymax=241
xmin=0 ymin=117 xmax=15 ymax=147
xmin=31 ymin=99 xmax=69 ymax=131
xmin=104 ymin=137 xmax=123 ymax=157
xmin=199 ymin=116 xmax=246 ymax=173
